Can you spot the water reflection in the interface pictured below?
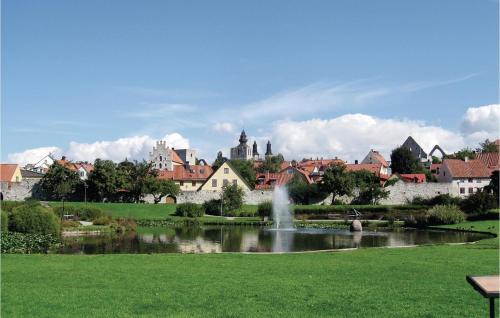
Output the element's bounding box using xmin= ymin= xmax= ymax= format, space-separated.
xmin=59 ymin=226 xmax=491 ymax=254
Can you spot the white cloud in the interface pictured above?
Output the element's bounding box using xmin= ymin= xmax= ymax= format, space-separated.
xmin=7 ymin=146 xmax=63 ymax=167
xmin=213 ymin=122 xmax=234 ymax=133
xmin=460 ymin=104 xmax=500 ymax=139
xmin=7 ymin=134 xmax=189 ymax=165
xmin=270 ymin=114 xmax=466 ymax=162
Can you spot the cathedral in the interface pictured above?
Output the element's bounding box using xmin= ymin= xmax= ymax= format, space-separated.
xmin=230 ymin=130 xmax=273 ymax=161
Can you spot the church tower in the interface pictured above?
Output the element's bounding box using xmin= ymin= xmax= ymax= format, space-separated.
xmin=265 ymin=140 xmax=273 ymax=158
xmin=252 ymin=141 xmax=259 ymax=160
xmin=230 ymin=130 xmax=252 ymax=160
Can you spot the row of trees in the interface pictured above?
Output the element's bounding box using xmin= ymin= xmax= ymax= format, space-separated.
xmin=39 ymin=159 xmax=179 ymax=204
xmin=288 ymin=163 xmax=389 ymax=205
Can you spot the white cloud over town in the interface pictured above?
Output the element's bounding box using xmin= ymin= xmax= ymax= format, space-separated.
xmin=8 ymin=133 xmax=189 ymax=165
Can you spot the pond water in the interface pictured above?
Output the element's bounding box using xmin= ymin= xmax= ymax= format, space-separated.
xmin=58 ymin=226 xmax=491 ymax=254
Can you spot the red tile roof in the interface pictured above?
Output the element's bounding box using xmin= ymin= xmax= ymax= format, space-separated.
xmin=0 ymin=164 xmax=19 ymax=182
xmin=157 ymin=165 xmax=213 ymax=181
xmin=56 ymin=159 xmax=78 ymax=171
xmin=475 ymin=152 xmax=500 ymax=172
xmin=298 ymin=159 xmax=345 ymax=168
xmin=430 ymin=163 xmax=442 ymax=172
xmin=255 ymin=167 xmax=312 ymax=190
xmin=74 ymin=163 xmax=94 ymax=173
xmin=345 ymin=163 xmax=382 ymax=176
xmin=443 ymin=159 xmax=491 ymax=178
xmin=399 ymin=173 xmax=426 ymax=183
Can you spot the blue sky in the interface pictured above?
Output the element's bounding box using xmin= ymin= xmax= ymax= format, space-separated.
xmin=2 ymin=0 xmax=499 ymax=164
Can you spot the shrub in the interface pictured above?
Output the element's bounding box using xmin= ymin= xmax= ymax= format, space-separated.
xmin=222 ymin=184 xmax=244 ymax=213
xmin=175 ymin=203 xmax=203 ymax=217
xmin=93 ymin=216 xmax=112 ymax=225
xmin=9 ymin=205 xmax=60 ymax=236
xmin=412 ymin=194 xmax=462 ymax=206
xmin=53 ymin=206 xmax=104 ymax=221
xmin=110 ymin=218 xmax=137 ymax=233
xmin=203 ymin=199 xmax=222 ymax=216
xmin=1 ymin=232 xmax=60 ymax=254
xmin=257 ymin=201 xmax=273 ymax=219
xmin=425 ymin=205 xmax=465 ymax=225
xmin=1 ymin=200 xmax=41 ymax=214
xmin=61 ymin=220 xmax=80 ymax=228
xmin=1 ymin=211 xmax=8 ymax=232
xmin=460 ymin=191 xmax=498 ymax=214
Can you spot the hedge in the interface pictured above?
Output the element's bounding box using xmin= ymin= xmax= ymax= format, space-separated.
xmin=175 ymin=203 xmax=204 ymax=217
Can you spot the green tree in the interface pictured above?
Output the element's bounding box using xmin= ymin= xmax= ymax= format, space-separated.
xmin=257 ymin=154 xmax=285 ymax=173
xmin=39 ymin=162 xmax=81 ymax=201
xmin=350 ymin=170 xmax=389 ymax=204
xmin=228 ymin=160 xmax=256 ymax=188
xmin=444 ymin=148 xmax=476 ymax=161
xmin=128 ymin=161 xmax=155 ymax=203
xmin=221 ymin=183 xmax=244 ymax=213
xmin=390 ymin=146 xmax=421 ymax=174
xmin=87 ymin=159 xmax=117 ymax=202
xmin=484 ymin=170 xmax=499 ymax=202
xmin=146 ymin=178 xmax=180 ymax=204
xmin=320 ymin=163 xmax=354 ymax=205
xmin=431 ymin=156 xmax=441 ymax=164
xmin=477 ymin=139 xmax=498 ymax=153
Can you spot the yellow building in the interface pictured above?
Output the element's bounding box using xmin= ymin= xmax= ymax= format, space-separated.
xmin=199 ymin=161 xmax=251 ymax=192
xmin=157 ymin=164 xmax=213 ymax=192
xmin=0 ymin=164 xmax=22 ymax=183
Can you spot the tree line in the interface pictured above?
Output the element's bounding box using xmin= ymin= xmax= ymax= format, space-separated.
xmin=39 ymin=159 xmax=179 ymax=204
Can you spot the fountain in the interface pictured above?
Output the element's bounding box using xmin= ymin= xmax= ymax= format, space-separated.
xmin=272 ymin=186 xmax=294 ymax=229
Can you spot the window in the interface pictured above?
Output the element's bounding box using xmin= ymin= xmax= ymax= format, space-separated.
xmin=80 ymin=171 xmax=84 ymax=177
xmin=180 ymin=181 xmax=184 ymax=186
xmin=223 ymin=179 xmax=229 ymax=186
xmin=468 ymin=188 xmax=473 ymax=194
xmin=468 ymin=178 xmax=473 ymax=183
xmin=287 ymin=168 xmax=293 ymax=174
xmin=232 ymin=179 xmax=237 ymax=185
xmin=224 ymin=168 xmax=229 ymax=174
xmin=460 ymin=187 xmax=465 ymax=194
xmin=212 ymin=179 xmax=217 ymax=187
xmin=192 ymin=181 xmax=196 ymax=186
xmin=159 ymin=155 xmax=162 ymax=161
xmin=476 ymin=179 xmax=481 ymax=183
xmin=159 ymin=163 xmax=162 ymax=169
xmin=460 ymin=179 xmax=465 ymax=183
xmin=15 ymin=176 xmax=19 ymax=182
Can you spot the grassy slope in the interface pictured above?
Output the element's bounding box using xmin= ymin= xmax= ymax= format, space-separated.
xmin=3 ymin=222 xmax=499 ymax=318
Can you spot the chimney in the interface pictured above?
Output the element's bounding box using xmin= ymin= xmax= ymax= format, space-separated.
xmin=464 ymin=156 xmax=469 ymax=162
xmin=355 ymin=160 xmax=358 ymax=164
xmin=61 ymin=156 xmax=66 ymax=160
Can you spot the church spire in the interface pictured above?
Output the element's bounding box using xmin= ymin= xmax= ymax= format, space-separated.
xmin=239 ymin=130 xmax=248 ymax=145
xmin=265 ymin=140 xmax=273 ymax=157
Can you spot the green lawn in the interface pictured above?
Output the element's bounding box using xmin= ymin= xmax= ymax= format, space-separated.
xmin=2 ymin=220 xmax=498 ymax=317
xmin=49 ymin=201 xmax=178 ymax=219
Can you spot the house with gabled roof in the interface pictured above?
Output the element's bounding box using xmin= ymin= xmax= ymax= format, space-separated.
xmin=198 ymin=161 xmax=252 ymax=192
xmin=158 ymin=164 xmax=213 ymax=192
xmin=361 ymin=150 xmax=389 ymax=168
xmin=437 ymin=158 xmax=492 ymax=196
xmin=0 ymin=164 xmax=22 ymax=183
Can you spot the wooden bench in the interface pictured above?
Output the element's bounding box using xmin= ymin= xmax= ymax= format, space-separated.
xmin=466 ymin=275 xmax=499 ymax=318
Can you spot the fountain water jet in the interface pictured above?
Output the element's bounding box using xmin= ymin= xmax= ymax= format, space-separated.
xmin=272 ymin=186 xmax=294 ymax=229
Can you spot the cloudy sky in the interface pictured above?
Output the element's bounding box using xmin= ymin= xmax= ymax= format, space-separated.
xmin=2 ymin=0 xmax=499 ymax=166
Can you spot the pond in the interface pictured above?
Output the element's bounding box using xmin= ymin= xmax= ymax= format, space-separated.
xmin=58 ymin=226 xmax=492 ymax=254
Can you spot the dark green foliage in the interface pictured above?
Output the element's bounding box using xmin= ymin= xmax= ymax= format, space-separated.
xmin=425 ymin=205 xmax=465 ymax=225
xmin=1 ymin=211 xmax=8 ymax=232
xmin=1 ymin=200 xmax=40 ymax=214
xmin=484 ymin=170 xmax=499 ymax=202
xmin=320 ymin=163 xmax=354 ymax=204
xmin=175 ymin=203 xmax=204 ymax=217
xmin=1 ymin=232 xmax=60 ymax=253
xmin=145 ymin=178 xmax=180 ymax=204
xmin=390 ymin=146 xmax=422 ymax=174
xmin=87 ymin=159 xmax=117 ymax=201
xmin=39 ymin=162 xmax=81 ymax=200
xmin=431 ymin=156 xmax=441 ymax=164
xmin=477 ymin=139 xmax=497 ymax=153
xmin=9 ymin=205 xmax=60 ymax=236
xmin=460 ymin=191 xmax=497 ymax=214
xmin=222 ymin=184 xmax=244 ymax=213
xmin=203 ymin=199 xmax=222 ymax=216
xmin=228 ymin=160 xmax=256 ymax=188
xmin=444 ymin=148 xmax=476 ymax=161
xmin=256 ymin=154 xmax=285 ymax=173
xmin=53 ymin=206 xmax=104 ymax=221
xmin=350 ymin=170 xmax=389 ymax=204
xmin=257 ymin=201 xmax=273 ymax=219
xmin=412 ymin=194 xmax=462 ymax=206
xmin=211 ymin=151 xmax=227 ymax=171
xmin=288 ymin=174 xmax=328 ymax=204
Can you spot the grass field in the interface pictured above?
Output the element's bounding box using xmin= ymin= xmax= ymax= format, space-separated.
xmin=2 ymin=220 xmax=498 ymax=317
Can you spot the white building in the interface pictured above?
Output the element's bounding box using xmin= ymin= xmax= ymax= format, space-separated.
xmin=437 ymin=158 xmax=492 ymax=196
xmin=149 ymin=140 xmax=197 ymax=171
